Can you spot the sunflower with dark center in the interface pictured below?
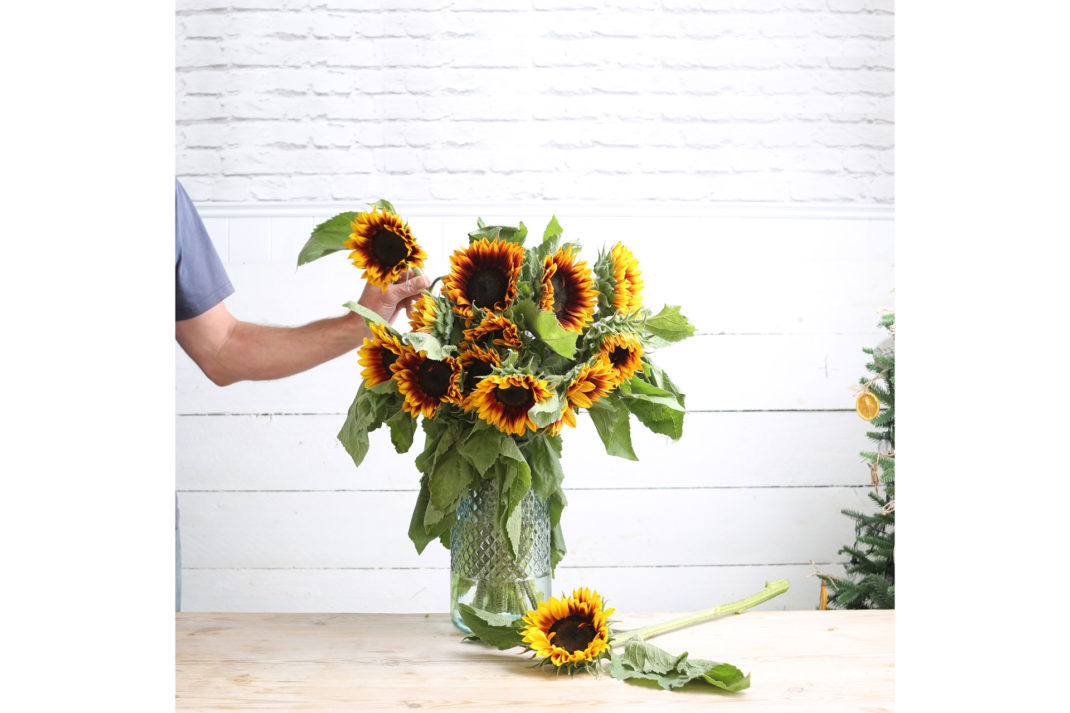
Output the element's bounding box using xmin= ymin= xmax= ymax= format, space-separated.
xmin=407 ymin=292 xmax=439 ymax=333
xmin=521 ymin=588 xmax=614 ymax=669
xmin=443 ymin=238 xmax=524 ymax=317
xmin=461 ymin=313 xmax=523 ymax=350
xmin=357 ymin=322 xmax=413 ymax=388
xmin=464 ymin=373 xmax=553 ymax=437
xmin=458 ymin=344 xmax=500 ymax=395
xmin=391 ymin=350 xmax=462 ymax=419
xmin=608 ymin=242 xmax=644 ymax=315
xmin=344 ymin=207 xmax=428 ymax=291
xmin=545 ymin=361 xmax=617 ymax=436
xmin=539 ymin=247 xmax=599 ymax=332
xmin=597 ymin=332 xmax=644 ymax=387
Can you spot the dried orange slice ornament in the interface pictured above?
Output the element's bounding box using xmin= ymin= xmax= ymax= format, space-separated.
xmin=856 ymin=391 xmax=880 ymax=420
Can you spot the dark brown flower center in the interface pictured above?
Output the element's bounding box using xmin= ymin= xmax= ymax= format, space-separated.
xmin=417 ymin=359 xmax=453 ymax=400
xmin=548 ymin=615 xmax=596 ymax=653
xmin=550 ymin=271 xmax=569 ymax=317
xmin=463 ymin=360 xmax=493 ymax=393
xmin=609 ymin=346 xmax=632 ymax=367
xmin=380 ymin=349 xmax=399 ymax=373
xmin=371 ymin=228 xmax=408 ymax=269
xmin=468 ymin=267 xmax=508 ymax=308
xmin=495 ymin=384 xmax=533 ymax=410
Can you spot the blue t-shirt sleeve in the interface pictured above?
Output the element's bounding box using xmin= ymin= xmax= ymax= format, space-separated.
xmin=175 ymin=179 xmax=234 ymax=320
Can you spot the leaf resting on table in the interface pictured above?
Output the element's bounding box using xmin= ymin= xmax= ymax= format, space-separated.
xmin=457 ymin=604 xmax=525 ymax=650
xmin=608 ymin=637 xmax=751 ymax=692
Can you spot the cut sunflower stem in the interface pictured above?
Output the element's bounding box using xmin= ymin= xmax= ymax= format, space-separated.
xmin=610 ymin=579 xmax=790 ymax=648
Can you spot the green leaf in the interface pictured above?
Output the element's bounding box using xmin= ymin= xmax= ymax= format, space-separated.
xmin=456 ymin=604 xmax=525 ymax=650
xmin=644 ymin=305 xmax=696 ymax=343
xmin=543 ymin=215 xmax=563 ymax=243
xmin=429 ymin=431 xmax=475 ymax=512
xmin=627 ymin=374 xmax=686 ymax=410
xmin=342 ymin=301 xmax=387 ymax=326
xmin=468 ymin=221 xmax=528 ymax=246
xmin=609 ymin=638 xmax=751 ymax=692
xmin=370 ymin=198 xmax=396 ymax=213
xmin=524 ymin=435 xmax=565 ymax=502
xmin=386 ymin=409 xmax=417 ymax=453
xmin=297 ymin=212 xmax=357 ymax=266
xmin=527 ymin=390 xmax=564 ymax=428
xmin=588 ymin=398 xmax=638 ymax=460
xmin=517 ymin=301 xmax=578 ymax=358
xmin=337 ymin=395 xmax=371 ymax=468
xmin=337 ymin=386 xmax=397 ymax=467
xmin=407 ymin=476 xmax=436 ymax=554
xmin=626 ymin=398 xmax=684 ymax=440
xmin=403 ymin=331 xmax=451 ymax=360
xmin=457 ymin=423 xmax=504 ymax=476
xmin=505 ymin=502 xmax=524 ymax=558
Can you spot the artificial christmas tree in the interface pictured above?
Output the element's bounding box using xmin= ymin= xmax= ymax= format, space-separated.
xmin=818 ymin=313 xmax=895 ymax=610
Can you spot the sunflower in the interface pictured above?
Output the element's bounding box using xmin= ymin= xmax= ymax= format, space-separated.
xmin=391 ymin=349 xmax=462 ymax=419
xmin=443 ymin=238 xmax=524 ymax=317
xmin=356 ymin=322 xmax=413 ymax=388
xmin=458 ymin=344 xmax=500 ymax=396
xmin=465 ymin=373 xmax=553 ymax=437
xmin=344 ymin=207 xmax=428 ymax=291
xmin=539 ymin=247 xmax=599 ymax=332
xmin=597 ymin=332 xmax=644 ymax=386
xmin=407 ymin=292 xmax=439 ymax=333
xmin=461 ymin=312 xmax=523 ymax=350
xmin=545 ymin=361 xmax=617 ymax=436
xmin=607 ymin=242 xmax=644 ymax=315
xmin=521 ymin=588 xmax=614 ymax=669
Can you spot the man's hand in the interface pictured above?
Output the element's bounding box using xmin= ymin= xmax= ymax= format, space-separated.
xmin=358 ymin=272 xmax=432 ymax=325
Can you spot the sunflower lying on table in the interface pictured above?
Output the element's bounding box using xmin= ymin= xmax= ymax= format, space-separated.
xmin=459 ymin=580 xmax=790 ymax=691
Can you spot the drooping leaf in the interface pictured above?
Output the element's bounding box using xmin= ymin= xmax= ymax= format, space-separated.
xmin=524 ymin=435 xmax=565 ymax=502
xmin=626 ymin=398 xmax=684 ymax=440
xmin=296 ymin=211 xmax=358 ymax=266
xmin=457 ymin=604 xmax=525 ymax=650
xmin=342 ymin=300 xmax=387 ymax=327
xmin=457 ymin=423 xmax=504 ymax=476
xmin=386 ymin=409 xmax=417 ymax=453
xmin=588 ymin=398 xmax=638 ymax=460
xmin=644 ymin=304 xmax=696 ymax=343
xmin=429 ymin=427 xmax=475 ymax=511
xmin=608 ymin=638 xmax=751 ymax=692
xmin=407 ymin=476 xmax=436 ymax=554
xmin=337 ymin=393 xmax=371 ymax=468
xmin=403 ymin=331 xmax=452 ymax=360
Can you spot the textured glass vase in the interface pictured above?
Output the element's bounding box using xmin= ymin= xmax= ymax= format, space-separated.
xmin=449 ymin=476 xmax=551 ymax=633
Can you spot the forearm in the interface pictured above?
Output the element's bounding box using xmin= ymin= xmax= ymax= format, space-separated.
xmin=213 ymin=312 xmax=370 ymax=385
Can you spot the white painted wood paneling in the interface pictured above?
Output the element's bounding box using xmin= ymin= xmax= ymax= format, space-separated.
xmin=182 ymin=563 xmax=845 ymax=614
xmin=176 ymin=202 xmax=893 ymax=613
xmin=179 ymin=488 xmax=871 ymax=569
xmin=177 ymin=412 xmax=877 ymax=491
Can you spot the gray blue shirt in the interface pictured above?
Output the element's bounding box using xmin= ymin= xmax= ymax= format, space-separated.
xmin=176 ymin=179 xmax=233 ymax=320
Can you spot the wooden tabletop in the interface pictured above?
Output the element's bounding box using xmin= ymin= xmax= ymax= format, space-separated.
xmin=177 ymin=610 xmax=893 ymax=712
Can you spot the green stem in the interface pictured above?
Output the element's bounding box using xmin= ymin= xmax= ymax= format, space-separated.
xmin=611 ymin=579 xmax=790 ymax=648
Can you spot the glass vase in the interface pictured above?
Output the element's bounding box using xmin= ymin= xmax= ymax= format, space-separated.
xmin=449 ymin=476 xmax=552 ymax=633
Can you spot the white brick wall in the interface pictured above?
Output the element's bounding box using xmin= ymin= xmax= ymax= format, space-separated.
xmin=176 ymin=1 xmax=893 ymax=204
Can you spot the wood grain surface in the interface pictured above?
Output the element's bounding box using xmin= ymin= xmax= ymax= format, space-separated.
xmin=176 ymin=609 xmax=893 ymax=712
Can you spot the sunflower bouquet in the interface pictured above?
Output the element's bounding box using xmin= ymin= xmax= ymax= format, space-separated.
xmin=298 ymin=200 xmax=695 ymax=621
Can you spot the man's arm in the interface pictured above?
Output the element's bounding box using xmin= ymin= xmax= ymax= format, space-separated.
xmin=176 ymin=273 xmax=430 ymax=387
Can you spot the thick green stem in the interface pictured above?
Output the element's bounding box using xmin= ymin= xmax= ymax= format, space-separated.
xmin=611 ymin=579 xmax=790 ymax=648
